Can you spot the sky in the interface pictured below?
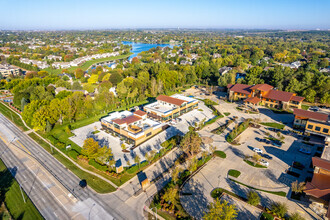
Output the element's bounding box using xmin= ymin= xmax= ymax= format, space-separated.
xmin=1 ymin=0 xmax=329 ymax=30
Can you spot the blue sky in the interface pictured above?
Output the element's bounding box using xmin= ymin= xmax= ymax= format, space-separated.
xmin=1 ymin=0 xmax=329 ymax=30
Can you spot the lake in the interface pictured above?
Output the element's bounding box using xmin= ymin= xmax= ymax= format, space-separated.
xmin=122 ymin=41 xmax=174 ymax=60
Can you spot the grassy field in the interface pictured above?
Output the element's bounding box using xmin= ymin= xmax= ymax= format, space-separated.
xmin=43 ymin=53 xmax=132 ymax=74
xmin=228 ymin=169 xmax=241 ymax=178
xmin=244 ymin=160 xmax=267 ymax=168
xmin=0 ymin=159 xmax=43 ymax=220
xmin=260 ymin=122 xmax=285 ymax=130
xmin=28 ymin=133 xmax=117 ymax=193
xmin=214 ymin=150 xmax=226 ymax=158
xmin=0 ymin=102 xmax=29 ymax=131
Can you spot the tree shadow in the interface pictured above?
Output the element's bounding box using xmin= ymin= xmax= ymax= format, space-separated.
xmin=0 ymin=166 xmax=16 ymax=206
xmin=227 ymin=146 xmax=245 ymax=158
xmin=180 ymin=178 xmax=209 ymax=219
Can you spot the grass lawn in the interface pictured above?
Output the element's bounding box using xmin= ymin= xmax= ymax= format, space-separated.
xmin=260 ymin=122 xmax=285 ymax=130
xmin=211 ymin=188 xmax=241 ymax=200
xmin=228 ymin=169 xmax=241 ymax=178
xmin=229 ymin=178 xmax=287 ymax=197
xmin=224 ymin=112 xmax=231 ymax=116
xmin=0 ymin=102 xmax=29 ymax=131
xmin=28 ymin=133 xmax=117 ymax=193
xmin=214 ymin=150 xmax=226 ymax=158
xmin=0 ymin=159 xmax=43 ymax=220
xmin=244 ymin=160 xmax=267 ymax=168
xmin=301 ymin=104 xmax=310 ymax=110
xmin=44 ymin=53 xmax=132 ymax=74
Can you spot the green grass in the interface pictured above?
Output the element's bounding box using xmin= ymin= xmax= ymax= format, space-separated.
xmin=92 ymin=130 xmax=100 ymax=134
xmin=301 ymin=104 xmax=310 ymax=110
xmin=244 ymin=160 xmax=267 ymax=168
xmin=44 ymin=53 xmax=132 ymax=74
xmin=260 ymin=122 xmax=285 ymax=130
xmin=229 ymin=178 xmax=287 ymax=197
xmin=228 ymin=169 xmax=241 ymax=178
xmin=0 ymin=159 xmax=43 ymax=220
xmin=214 ymin=150 xmax=226 ymax=158
xmin=211 ymin=188 xmax=241 ymax=200
xmin=28 ymin=133 xmax=117 ymax=193
xmin=261 ymin=212 xmax=274 ymax=220
xmin=224 ymin=112 xmax=231 ymax=116
xmin=0 ymin=102 xmax=29 ymax=131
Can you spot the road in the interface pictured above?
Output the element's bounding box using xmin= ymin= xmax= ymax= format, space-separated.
xmin=0 ymin=113 xmax=142 ymax=220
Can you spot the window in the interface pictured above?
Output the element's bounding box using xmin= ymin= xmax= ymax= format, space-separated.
xmin=315 ymin=126 xmax=321 ymax=131
xmin=146 ymin=132 xmax=152 ymax=137
xmin=307 ymin=124 xmax=313 ymax=130
xmin=322 ymin=128 xmax=329 ymax=133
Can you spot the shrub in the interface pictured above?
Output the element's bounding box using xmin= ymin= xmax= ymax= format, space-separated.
xmin=88 ymin=159 xmax=108 ymax=172
xmin=289 ymin=212 xmax=305 ymax=220
xmin=214 ymin=150 xmax=226 ymax=158
xmin=270 ymin=202 xmax=288 ymax=218
xmin=261 ymin=212 xmax=274 ymax=220
xmin=247 ymin=191 xmax=260 ymax=206
xmin=68 ymin=150 xmax=79 ymax=159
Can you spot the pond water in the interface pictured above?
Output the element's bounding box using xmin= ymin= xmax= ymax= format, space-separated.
xmin=122 ymin=41 xmax=174 ymax=60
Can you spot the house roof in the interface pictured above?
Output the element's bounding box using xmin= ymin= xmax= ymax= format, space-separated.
xmin=250 ymin=84 xmax=273 ymax=92
xmin=290 ymin=95 xmax=305 ymax=102
xmin=156 ymin=95 xmax=187 ymax=106
xmin=228 ymin=84 xmax=252 ymax=95
xmin=293 ymin=109 xmax=329 ymax=122
xmin=312 ymin=157 xmax=330 ymax=171
xmin=264 ymin=90 xmax=294 ymax=102
xmin=305 ymin=173 xmax=330 ymax=201
xmin=244 ymin=96 xmax=261 ymax=104
xmin=112 ymin=115 xmax=141 ymax=125
xmin=227 ymin=84 xmax=233 ymax=89
xmin=134 ymin=110 xmax=147 ymax=117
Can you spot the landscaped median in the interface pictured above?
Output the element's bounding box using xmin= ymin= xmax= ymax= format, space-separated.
xmin=260 ymin=122 xmax=285 ymax=130
xmin=226 ymin=118 xmax=252 ymax=144
xmin=199 ymin=99 xmax=224 ymax=128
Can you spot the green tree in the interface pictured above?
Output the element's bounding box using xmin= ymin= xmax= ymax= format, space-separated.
xmin=134 ymin=155 xmax=141 ymax=168
xmin=172 ymin=166 xmax=182 ymax=184
xmin=247 ymin=191 xmax=260 ymax=206
xmin=180 ymin=129 xmax=202 ymax=157
xmin=203 ymin=199 xmax=237 ymax=220
xmin=163 ymin=186 xmax=179 ymax=207
xmin=291 ymin=180 xmax=305 ymax=194
xmin=75 ymin=68 xmax=84 ymax=79
xmin=289 ymin=212 xmax=305 ymax=220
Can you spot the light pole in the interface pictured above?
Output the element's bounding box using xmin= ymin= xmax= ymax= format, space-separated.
xmin=88 ymin=203 xmax=96 ymax=220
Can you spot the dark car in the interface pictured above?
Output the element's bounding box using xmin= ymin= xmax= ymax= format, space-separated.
xmin=262 ymin=154 xmax=273 ymax=160
xmin=255 ymin=137 xmax=263 ymax=142
xmin=79 ymin=179 xmax=87 ymax=188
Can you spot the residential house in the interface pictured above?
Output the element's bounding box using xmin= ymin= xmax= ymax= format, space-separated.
xmin=219 ymin=66 xmax=232 ymax=76
xmin=0 ymin=64 xmax=20 ymax=77
xmin=101 ymin=110 xmax=164 ymax=146
xmin=143 ymin=94 xmax=198 ymax=122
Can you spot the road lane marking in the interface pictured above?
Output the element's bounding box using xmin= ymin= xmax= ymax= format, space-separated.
xmin=0 ymin=135 xmax=7 ymax=144
xmin=16 ymin=140 xmax=31 ymax=155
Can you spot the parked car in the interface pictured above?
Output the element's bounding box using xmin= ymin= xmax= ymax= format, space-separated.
xmin=255 ymin=137 xmax=263 ymax=142
xmin=259 ymin=159 xmax=269 ymax=167
xmin=262 ymin=154 xmax=273 ymax=160
xmin=272 ymin=140 xmax=282 ymax=147
xmin=299 ymin=148 xmax=311 ymax=155
xmin=309 ymin=106 xmax=319 ymax=112
xmin=253 ymin=148 xmax=263 ymax=154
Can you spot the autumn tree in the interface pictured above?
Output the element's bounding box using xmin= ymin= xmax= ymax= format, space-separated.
xmin=82 ymin=138 xmax=100 ymax=160
xmin=203 ymin=199 xmax=237 ymax=220
xmin=75 ymin=68 xmax=84 ymax=79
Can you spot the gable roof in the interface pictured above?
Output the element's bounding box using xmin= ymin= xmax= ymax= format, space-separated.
xmin=244 ymin=96 xmax=261 ymax=104
xmin=293 ymin=109 xmax=329 ymax=122
xmin=313 ymin=157 xmax=330 ymax=171
xmin=264 ymin=90 xmax=294 ymax=102
xmin=250 ymin=84 xmax=273 ymax=92
xmin=156 ymin=95 xmax=187 ymax=106
xmin=228 ymin=84 xmax=252 ymax=95
xmin=112 ymin=115 xmax=141 ymax=125
xmin=305 ymin=173 xmax=330 ymax=201
xmin=290 ymin=95 xmax=305 ymax=102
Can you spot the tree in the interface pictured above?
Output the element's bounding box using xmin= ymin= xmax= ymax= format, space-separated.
xmin=88 ymin=75 xmax=99 ymax=84
xmin=96 ymin=146 xmax=113 ymax=165
xmin=252 ymin=153 xmax=262 ymax=164
xmin=180 ymin=129 xmax=202 ymax=157
xmin=172 ymin=167 xmax=182 ymax=184
xmin=21 ymin=97 xmax=28 ymax=112
xmin=163 ymin=186 xmax=179 ymax=207
xmin=75 ymin=68 xmax=84 ymax=79
xmin=291 ymin=180 xmax=305 ymax=194
xmin=121 ymin=143 xmax=126 ymax=151
xmin=134 ymin=155 xmax=141 ymax=168
xmin=188 ymin=157 xmax=198 ymax=173
xmin=203 ymin=199 xmax=237 ymax=220
xmin=82 ymin=138 xmax=100 ymax=160
xmin=270 ymin=202 xmax=288 ymax=218
xmin=247 ymin=191 xmax=260 ymax=206
xmin=145 ymin=152 xmax=152 ymax=164
xmin=71 ymin=81 xmax=83 ymax=90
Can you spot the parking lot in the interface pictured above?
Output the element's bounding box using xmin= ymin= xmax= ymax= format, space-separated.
xmin=69 ymin=101 xmax=214 ymax=166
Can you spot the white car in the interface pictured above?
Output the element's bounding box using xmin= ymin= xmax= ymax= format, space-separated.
xmin=259 ymin=159 xmax=269 ymax=167
xmin=253 ymin=148 xmax=263 ymax=154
